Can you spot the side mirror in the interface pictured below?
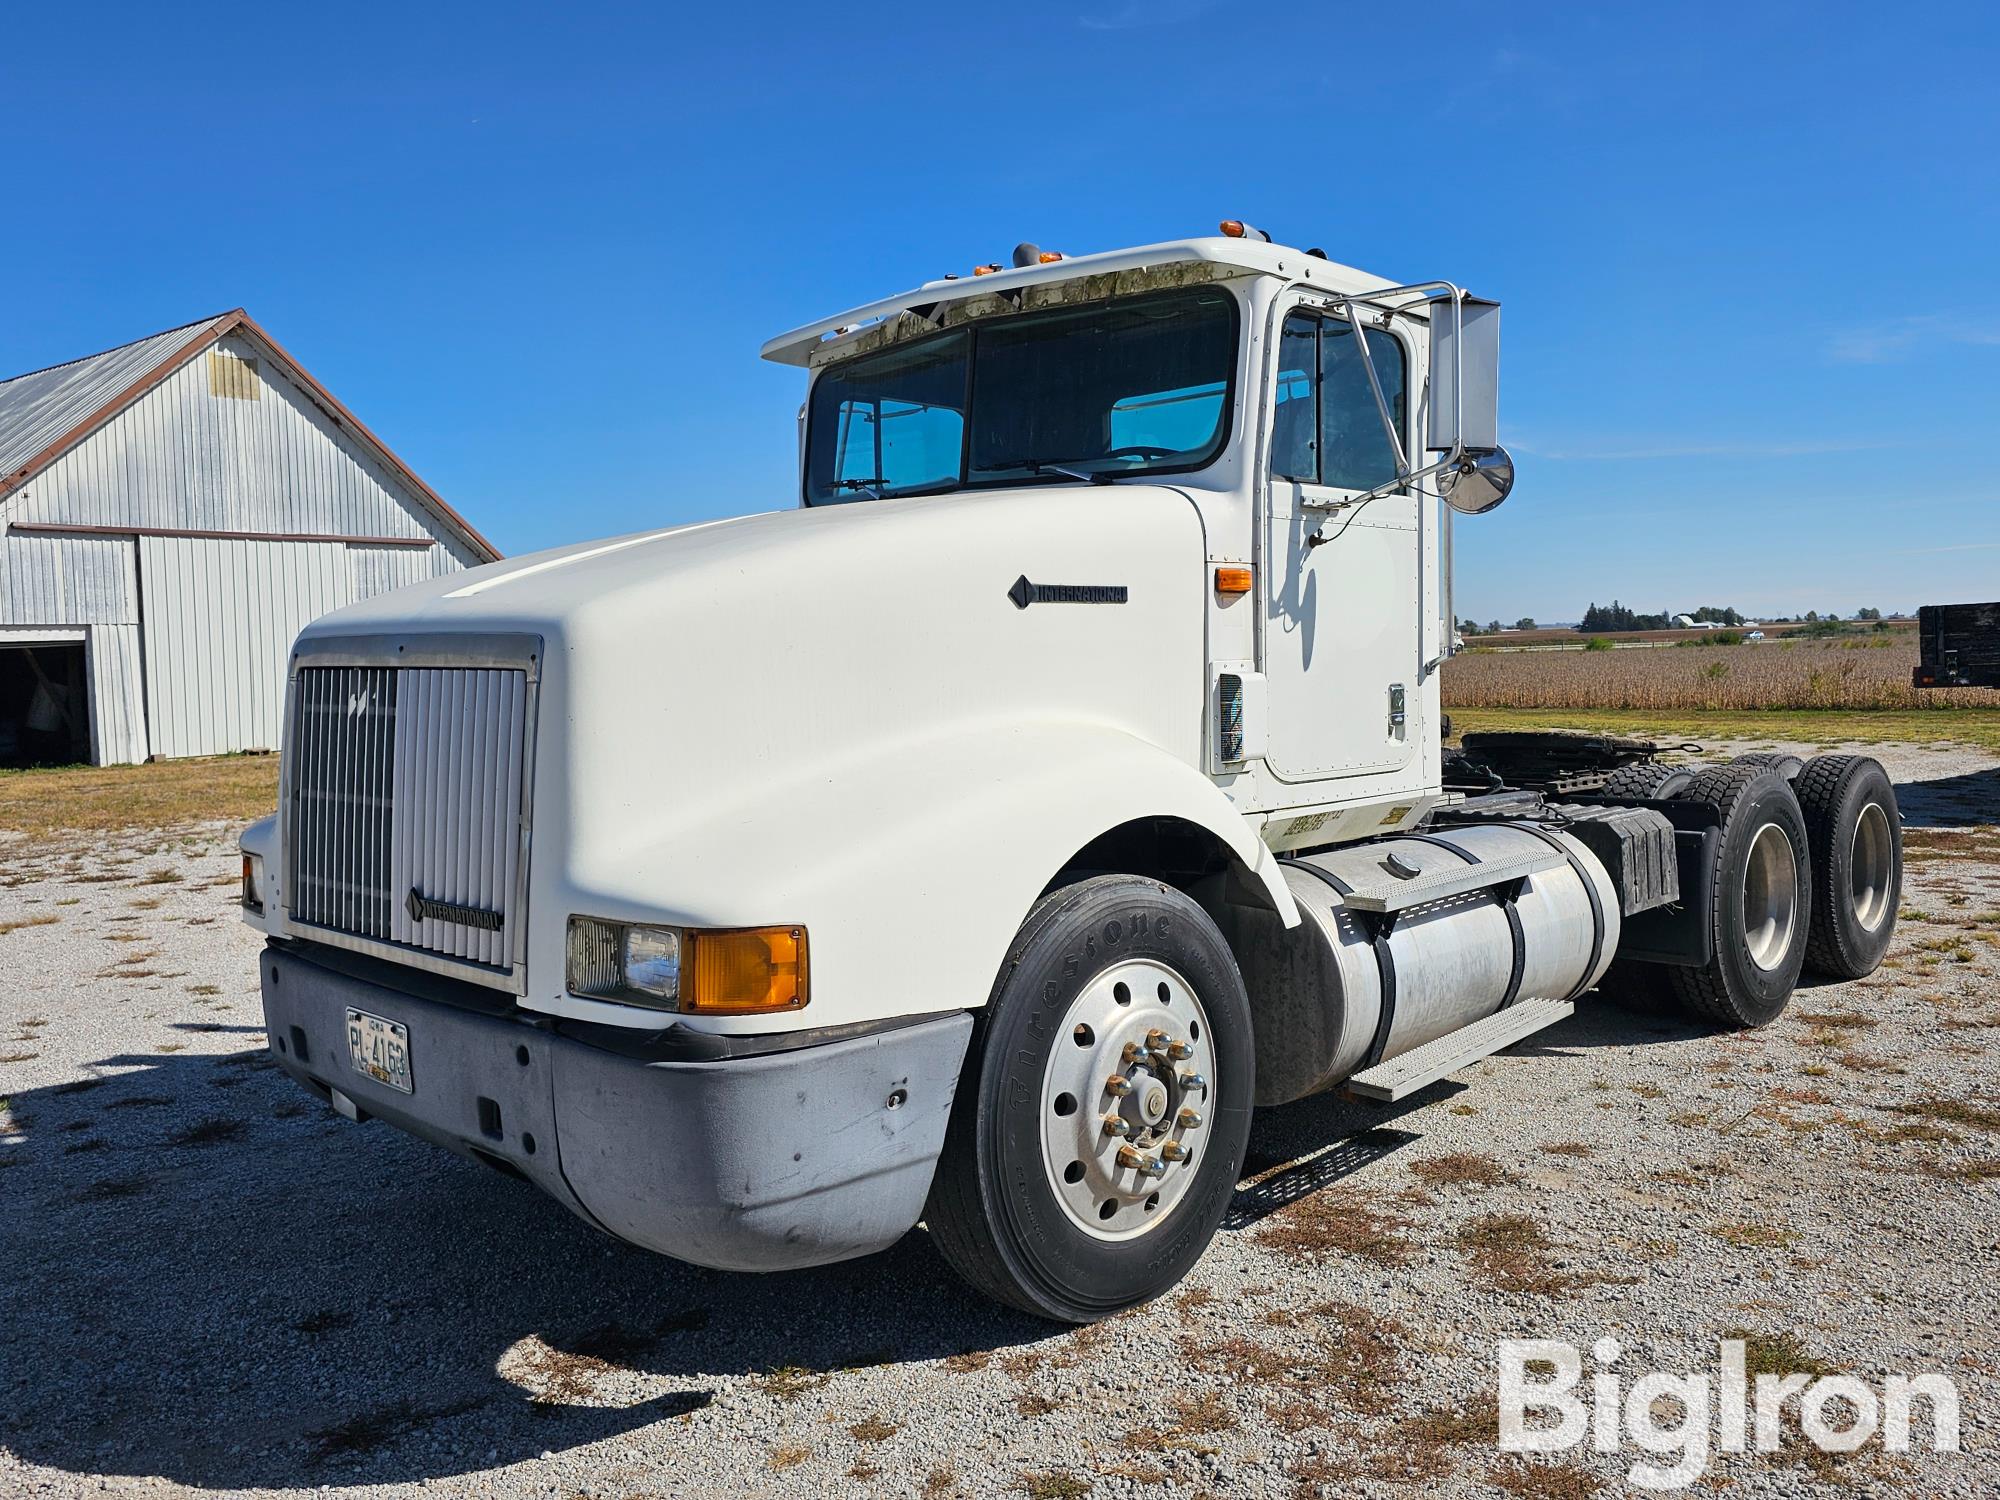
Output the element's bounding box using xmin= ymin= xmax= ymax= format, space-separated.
xmin=1439 ymin=445 xmax=1514 ymax=515
xmin=1428 ymin=296 xmax=1500 ymax=456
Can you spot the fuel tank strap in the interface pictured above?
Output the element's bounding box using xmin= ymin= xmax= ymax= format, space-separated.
xmin=1507 ymin=824 xmax=1606 ymax=1000
xmin=1418 ymin=831 xmax=1530 ymax=1012
xmin=1286 ymin=859 xmax=1401 ymax=1073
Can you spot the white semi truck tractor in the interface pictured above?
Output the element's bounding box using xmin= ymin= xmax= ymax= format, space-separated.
xmin=240 ymin=225 xmax=1904 ymax=1322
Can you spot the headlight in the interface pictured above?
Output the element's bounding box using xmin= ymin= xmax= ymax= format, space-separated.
xmin=566 ymin=917 xmax=806 ymax=1015
xmin=567 ymin=917 xmax=681 ymax=1007
xmin=241 ymin=853 xmax=266 ymax=915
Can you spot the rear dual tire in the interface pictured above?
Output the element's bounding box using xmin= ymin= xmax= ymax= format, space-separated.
xmin=1794 ymin=755 xmax=1901 ymax=980
xmin=1666 ymin=764 xmax=1813 ymax=1027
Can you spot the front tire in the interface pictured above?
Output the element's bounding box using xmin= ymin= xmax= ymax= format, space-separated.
xmin=924 ymin=875 xmax=1254 ymax=1323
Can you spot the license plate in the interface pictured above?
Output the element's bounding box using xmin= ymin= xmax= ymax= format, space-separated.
xmin=345 ymin=1008 xmax=413 ymax=1094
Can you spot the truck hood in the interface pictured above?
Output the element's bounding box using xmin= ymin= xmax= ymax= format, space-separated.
xmin=299 ymin=482 xmax=1212 ymax=865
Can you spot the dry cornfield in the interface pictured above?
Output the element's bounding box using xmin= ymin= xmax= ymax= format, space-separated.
xmin=1442 ymin=634 xmax=1998 ymax=712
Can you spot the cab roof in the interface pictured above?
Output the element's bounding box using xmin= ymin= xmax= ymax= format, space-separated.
xmin=758 ymin=236 xmax=1404 ymax=369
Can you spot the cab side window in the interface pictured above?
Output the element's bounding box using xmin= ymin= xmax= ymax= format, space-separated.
xmin=1270 ymin=311 xmax=1407 ymax=492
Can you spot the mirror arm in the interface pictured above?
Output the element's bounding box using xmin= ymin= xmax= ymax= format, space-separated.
xmin=1340 ymin=297 xmax=1411 ymax=480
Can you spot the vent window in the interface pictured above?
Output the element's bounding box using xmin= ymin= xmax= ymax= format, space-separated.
xmin=207 ymin=352 xmax=260 ymax=400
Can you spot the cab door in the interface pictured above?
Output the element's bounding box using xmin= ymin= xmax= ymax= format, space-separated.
xmin=1261 ymin=304 xmax=1422 ymax=783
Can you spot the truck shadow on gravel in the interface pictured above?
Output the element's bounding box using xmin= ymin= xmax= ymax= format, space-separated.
xmin=0 ymin=1047 xmax=1052 ymax=1490
xmin=0 ymin=918 xmax=1901 ymax=1492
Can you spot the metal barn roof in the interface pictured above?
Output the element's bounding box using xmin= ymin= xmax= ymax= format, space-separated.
xmin=0 ymin=314 xmax=234 ymax=489
xmin=0 ymin=311 xmax=499 ymax=561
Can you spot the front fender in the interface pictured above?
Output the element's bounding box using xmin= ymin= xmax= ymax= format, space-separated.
xmin=535 ymin=722 xmax=1297 ymax=1033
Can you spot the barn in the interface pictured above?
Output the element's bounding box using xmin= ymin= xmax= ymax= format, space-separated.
xmin=0 ymin=311 xmax=499 ymax=766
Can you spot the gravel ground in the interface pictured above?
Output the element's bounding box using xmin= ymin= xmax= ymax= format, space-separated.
xmin=2 ymin=739 xmax=1996 ymax=1499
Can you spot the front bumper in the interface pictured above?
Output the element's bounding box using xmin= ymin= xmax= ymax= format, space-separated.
xmin=259 ymin=943 xmax=972 ymax=1272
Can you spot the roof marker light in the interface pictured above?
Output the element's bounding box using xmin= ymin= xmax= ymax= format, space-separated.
xmin=1219 ymin=219 xmax=1272 ymax=242
xmin=1038 ymin=250 xmax=1064 ymax=264
xmin=973 ymin=263 xmax=1003 ymax=276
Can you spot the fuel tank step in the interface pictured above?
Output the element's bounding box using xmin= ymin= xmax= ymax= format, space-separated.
xmin=1333 ymin=846 xmax=1565 ymax=913
xmin=1343 ymin=997 xmax=1573 ymax=1102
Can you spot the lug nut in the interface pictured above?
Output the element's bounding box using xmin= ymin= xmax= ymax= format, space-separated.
xmin=1177 ymin=1107 xmax=1204 ymax=1129
xmin=1166 ymin=1039 xmax=1193 ymax=1060
xmin=1104 ymin=1074 xmax=1132 ymax=1097
xmin=1117 ymin=1145 xmax=1167 ymax=1177
xmin=1102 ymin=1114 xmax=1131 ymax=1137
xmin=1178 ymin=1071 xmax=1207 ymax=1092
xmin=1121 ymin=1041 xmax=1145 ymax=1064
xmin=1159 ymin=1140 xmax=1189 ymax=1162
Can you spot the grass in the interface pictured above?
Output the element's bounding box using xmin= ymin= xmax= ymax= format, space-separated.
xmin=1018 ymin=1472 xmax=1089 ymax=1499
xmin=167 ymin=1116 xmax=246 ymax=1147
xmin=1449 ymin=706 xmax=2000 ymax=753
xmin=1721 ymin=1328 xmax=1840 ymax=1380
xmin=1253 ymin=1186 xmax=1415 ymax=1265
xmin=1410 ymin=1151 xmax=1517 ymax=1189
xmin=0 ymin=913 xmax=60 ymax=936
xmin=1455 ymin=1213 xmax=1579 ymax=1295
xmin=306 ymin=1395 xmax=486 ymax=1460
xmin=0 ymin=753 xmax=277 ymax=838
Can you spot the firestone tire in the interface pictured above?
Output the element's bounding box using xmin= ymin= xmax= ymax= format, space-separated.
xmin=923 ymin=875 xmax=1254 ymax=1324
xmin=1666 ymin=764 xmax=1812 ymax=1028
xmin=1794 ymin=755 xmax=1902 ymax=980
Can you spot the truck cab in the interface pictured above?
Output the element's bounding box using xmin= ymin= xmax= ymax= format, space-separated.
xmin=241 ymin=226 xmax=1897 ymax=1322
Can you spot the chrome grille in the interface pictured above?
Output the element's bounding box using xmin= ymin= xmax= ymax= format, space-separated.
xmin=287 ymin=661 xmax=530 ymax=977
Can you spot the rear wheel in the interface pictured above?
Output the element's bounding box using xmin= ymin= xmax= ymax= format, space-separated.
xmin=1601 ymin=761 xmax=1695 ymax=800
xmin=1667 ymin=764 xmax=1812 ymax=1027
xmin=1794 ymin=755 xmax=1902 ymax=979
xmin=924 ymin=876 xmax=1253 ymax=1323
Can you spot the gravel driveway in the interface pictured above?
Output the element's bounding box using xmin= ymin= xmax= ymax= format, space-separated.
xmin=3 ymin=740 xmax=1995 ymax=1498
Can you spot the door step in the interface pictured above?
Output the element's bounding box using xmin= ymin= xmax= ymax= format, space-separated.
xmin=1343 ymin=998 xmax=1574 ymax=1102
xmin=1312 ymin=847 xmax=1565 ymax=914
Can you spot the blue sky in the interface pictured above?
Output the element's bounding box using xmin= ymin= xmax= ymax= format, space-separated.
xmin=5 ymin=1 xmax=1996 ymax=623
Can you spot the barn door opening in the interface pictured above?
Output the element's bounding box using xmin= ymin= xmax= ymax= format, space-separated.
xmin=0 ymin=643 xmax=90 ymax=768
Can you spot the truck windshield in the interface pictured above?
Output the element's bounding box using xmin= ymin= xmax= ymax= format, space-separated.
xmin=804 ymin=287 xmax=1238 ymax=504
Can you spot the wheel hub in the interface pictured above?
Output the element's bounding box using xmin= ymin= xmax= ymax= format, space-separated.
xmin=1039 ymin=959 xmax=1216 ymax=1241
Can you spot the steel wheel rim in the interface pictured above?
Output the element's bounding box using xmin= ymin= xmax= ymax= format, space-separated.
xmin=1742 ymin=821 xmax=1800 ymax=971
xmin=1850 ymin=801 xmax=1894 ymax=933
xmin=1038 ymin=959 xmax=1216 ymax=1242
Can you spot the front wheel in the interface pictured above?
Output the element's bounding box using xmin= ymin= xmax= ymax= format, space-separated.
xmin=924 ymin=875 xmax=1254 ymax=1323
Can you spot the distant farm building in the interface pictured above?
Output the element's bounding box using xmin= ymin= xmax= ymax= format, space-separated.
xmin=0 ymin=312 xmax=498 ymax=766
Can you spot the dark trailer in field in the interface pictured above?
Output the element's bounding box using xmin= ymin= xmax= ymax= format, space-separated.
xmin=1914 ymin=602 xmax=2000 ymax=689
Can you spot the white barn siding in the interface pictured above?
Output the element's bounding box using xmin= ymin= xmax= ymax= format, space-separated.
xmin=0 ymin=318 xmax=494 ymax=765
xmin=85 ymin=623 xmax=148 ymax=765
xmin=0 ymin=531 xmax=138 ymax=624
xmin=138 ymin=536 xmax=355 ymax=759
xmin=10 ymin=333 xmax=482 ymax=564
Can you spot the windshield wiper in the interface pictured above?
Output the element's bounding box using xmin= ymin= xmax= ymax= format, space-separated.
xmin=973 ymin=458 xmax=1115 ymax=485
xmin=829 ymin=477 xmax=884 ymax=499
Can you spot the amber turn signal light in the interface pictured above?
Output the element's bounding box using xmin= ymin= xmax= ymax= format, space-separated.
xmin=1214 ymin=566 xmax=1253 ymax=596
xmin=682 ymin=926 xmax=809 ymax=1014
